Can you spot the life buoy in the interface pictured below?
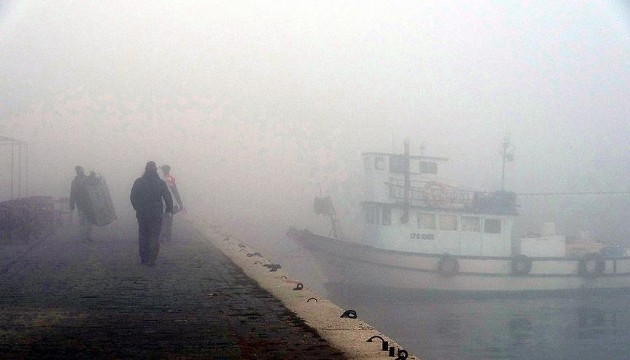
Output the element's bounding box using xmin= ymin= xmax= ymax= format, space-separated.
xmin=511 ymin=255 xmax=532 ymax=276
xmin=437 ymin=254 xmax=459 ymax=277
xmin=422 ymin=181 xmax=448 ymax=208
xmin=579 ymin=252 xmax=605 ymax=278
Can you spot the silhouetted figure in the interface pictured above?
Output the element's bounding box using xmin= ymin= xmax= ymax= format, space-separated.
xmin=159 ymin=164 xmax=184 ymax=242
xmin=130 ymin=161 xmax=173 ymax=266
xmin=69 ymin=165 xmax=93 ymax=242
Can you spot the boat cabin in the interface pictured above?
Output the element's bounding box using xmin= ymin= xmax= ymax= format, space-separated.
xmin=361 ymin=151 xmax=518 ymax=257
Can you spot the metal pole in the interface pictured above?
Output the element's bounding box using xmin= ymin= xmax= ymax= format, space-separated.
xmin=10 ymin=141 xmax=14 ymax=199
xmin=17 ymin=142 xmax=21 ymax=198
xmin=501 ymin=140 xmax=507 ymax=191
xmin=24 ymin=144 xmax=28 ymax=196
xmin=402 ymin=138 xmax=410 ymax=223
xmin=501 ymin=137 xmax=515 ymax=191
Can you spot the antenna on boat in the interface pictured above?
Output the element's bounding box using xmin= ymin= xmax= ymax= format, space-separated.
xmin=501 ymin=134 xmax=515 ymax=191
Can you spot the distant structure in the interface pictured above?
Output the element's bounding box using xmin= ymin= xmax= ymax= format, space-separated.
xmin=0 ymin=136 xmax=28 ymax=200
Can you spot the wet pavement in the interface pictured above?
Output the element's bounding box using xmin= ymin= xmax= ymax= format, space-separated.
xmin=0 ymin=216 xmax=346 ymax=359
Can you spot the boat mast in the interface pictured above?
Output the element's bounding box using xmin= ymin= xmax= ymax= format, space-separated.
xmin=402 ymin=138 xmax=410 ymax=223
xmin=501 ymin=135 xmax=515 ymax=191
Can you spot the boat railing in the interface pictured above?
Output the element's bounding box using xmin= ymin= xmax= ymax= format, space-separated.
xmin=387 ymin=180 xmax=517 ymax=214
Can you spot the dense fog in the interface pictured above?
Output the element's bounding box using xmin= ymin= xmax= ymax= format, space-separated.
xmin=1 ymin=1 xmax=628 ymax=251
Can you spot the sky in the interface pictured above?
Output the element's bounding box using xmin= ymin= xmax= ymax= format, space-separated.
xmin=0 ymin=0 xmax=628 ymax=244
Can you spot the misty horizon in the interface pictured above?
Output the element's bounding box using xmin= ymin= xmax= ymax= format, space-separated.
xmin=1 ymin=1 xmax=628 ymax=245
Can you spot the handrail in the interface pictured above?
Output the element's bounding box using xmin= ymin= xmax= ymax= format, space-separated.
xmin=385 ymin=181 xmax=517 ymax=215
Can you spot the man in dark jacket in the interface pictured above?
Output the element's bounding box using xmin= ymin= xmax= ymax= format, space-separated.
xmin=130 ymin=161 xmax=173 ymax=266
xmin=70 ymin=165 xmax=93 ymax=242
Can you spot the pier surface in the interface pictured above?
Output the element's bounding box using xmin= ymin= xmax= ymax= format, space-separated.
xmin=0 ymin=216 xmax=347 ymax=359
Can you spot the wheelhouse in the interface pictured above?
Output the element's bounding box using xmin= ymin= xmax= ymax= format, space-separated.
xmin=361 ymin=151 xmax=518 ymax=257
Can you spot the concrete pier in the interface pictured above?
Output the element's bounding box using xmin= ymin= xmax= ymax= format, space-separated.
xmin=0 ymin=215 xmax=417 ymax=359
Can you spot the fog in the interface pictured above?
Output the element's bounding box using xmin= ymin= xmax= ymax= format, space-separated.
xmin=1 ymin=1 xmax=629 ymax=251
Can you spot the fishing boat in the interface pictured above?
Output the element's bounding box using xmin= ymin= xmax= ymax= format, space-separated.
xmin=287 ymin=140 xmax=630 ymax=296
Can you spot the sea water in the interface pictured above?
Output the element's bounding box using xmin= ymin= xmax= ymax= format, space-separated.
xmin=329 ymin=291 xmax=630 ymax=360
xmin=269 ymin=241 xmax=630 ymax=360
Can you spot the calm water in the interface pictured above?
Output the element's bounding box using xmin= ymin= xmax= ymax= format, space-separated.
xmin=267 ymin=242 xmax=630 ymax=360
xmin=328 ymin=290 xmax=630 ymax=360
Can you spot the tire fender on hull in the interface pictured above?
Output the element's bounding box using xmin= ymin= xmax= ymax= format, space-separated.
xmin=579 ymin=252 xmax=605 ymax=278
xmin=437 ymin=253 xmax=459 ymax=277
xmin=511 ymin=255 xmax=532 ymax=276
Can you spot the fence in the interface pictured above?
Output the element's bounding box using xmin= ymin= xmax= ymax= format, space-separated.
xmin=0 ymin=136 xmax=28 ymax=201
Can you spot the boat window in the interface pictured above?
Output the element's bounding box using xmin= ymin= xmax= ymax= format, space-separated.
xmin=388 ymin=177 xmax=398 ymax=199
xmin=364 ymin=157 xmax=371 ymax=171
xmin=461 ymin=216 xmax=481 ymax=232
xmin=389 ymin=155 xmax=408 ymax=173
xmin=484 ymin=218 xmax=501 ymax=234
xmin=364 ymin=204 xmax=379 ymax=224
xmin=381 ymin=206 xmax=391 ymax=225
xmin=439 ymin=214 xmax=458 ymax=230
xmin=419 ymin=161 xmax=438 ymax=174
xmin=418 ymin=213 xmax=436 ymax=230
xmin=374 ymin=157 xmax=385 ymax=170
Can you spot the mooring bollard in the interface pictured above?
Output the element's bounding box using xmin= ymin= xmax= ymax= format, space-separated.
xmin=263 ymin=263 xmax=281 ymax=272
xmin=366 ymin=335 xmax=389 ymax=351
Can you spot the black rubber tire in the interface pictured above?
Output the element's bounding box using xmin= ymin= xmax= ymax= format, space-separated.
xmin=437 ymin=254 xmax=459 ymax=277
xmin=511 ymin=255 xmax=532 ymax=276
xmin=579 ymin=252 xmax=605 ymax=278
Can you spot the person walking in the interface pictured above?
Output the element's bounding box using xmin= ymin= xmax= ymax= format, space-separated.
xmin=69 ymin=165 xmax=93 ymax=242
xmin=130 ymin=161 xmax=173 ymax=266
xmin=159 ymin=164 xmax=184 ymax=242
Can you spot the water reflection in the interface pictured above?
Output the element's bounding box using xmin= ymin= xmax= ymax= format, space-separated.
xmin=577 ymin=305 xmax=618 ymax=339
xmin=508 ymin=315 xmax=533 ymax=343
xmin=434 ymin=316 xmax=461 ymax=339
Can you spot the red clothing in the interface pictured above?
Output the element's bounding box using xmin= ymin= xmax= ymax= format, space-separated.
xmin=162 ymin=173 xmax=183 ymax=212
xmin=164 ymin=174 xmax=176 ymax=189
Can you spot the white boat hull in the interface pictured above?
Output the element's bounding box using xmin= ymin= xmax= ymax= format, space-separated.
xmin=288 ymin=229 xmax=630 ymax=295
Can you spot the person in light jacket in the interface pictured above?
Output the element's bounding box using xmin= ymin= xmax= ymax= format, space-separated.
xmin=159 ymin=164 xmax=184 ymax=242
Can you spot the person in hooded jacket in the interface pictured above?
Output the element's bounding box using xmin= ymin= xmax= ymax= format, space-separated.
xmin=130 ymin=161 xmax=173 ymax=266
